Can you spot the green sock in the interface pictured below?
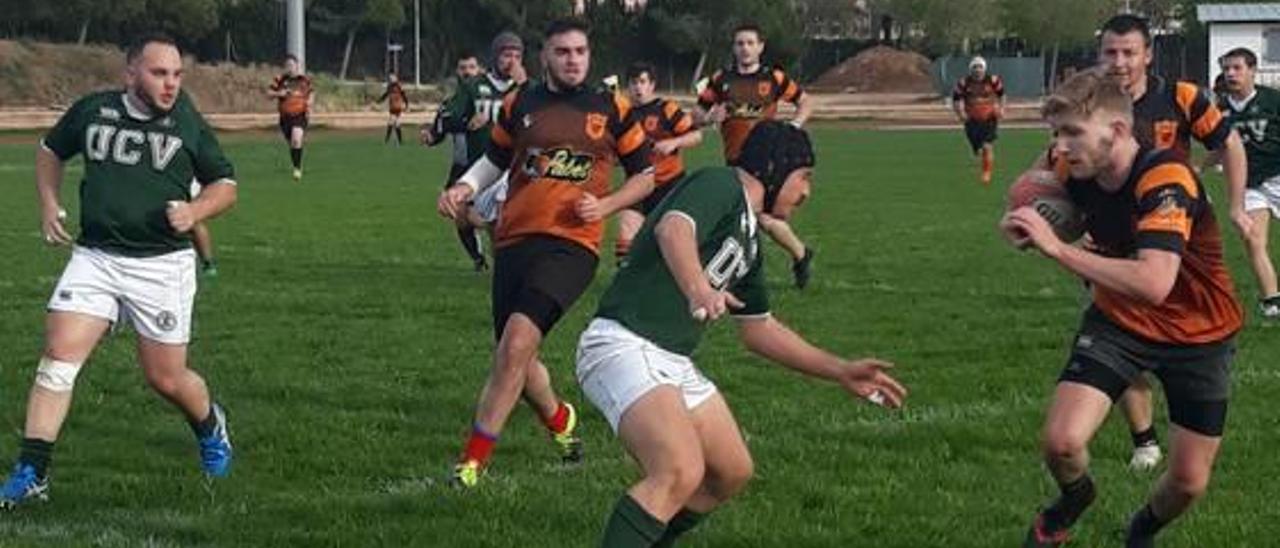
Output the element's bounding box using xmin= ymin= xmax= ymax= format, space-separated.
xmin=600 ymin=494 xmax=666 ymax=548
xmin=654 ymin=508 xmax=707 ymax=547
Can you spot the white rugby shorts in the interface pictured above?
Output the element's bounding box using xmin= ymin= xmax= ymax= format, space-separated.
xmin=47 ymin=246 xmax=198 ymax=344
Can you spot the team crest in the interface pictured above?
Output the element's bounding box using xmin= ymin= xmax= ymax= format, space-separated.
xmin=156 ymin=310 xmax=178 ymax=332
xmin=643 ymin=115 xmax=660 ymax=133
xmin=757 ymin=81 xmax=772 ymax=98
xmin=1153 ymin=120 xmax=1177 ymax=150
xmin=585 ymin=113 xmax=608 ymax=140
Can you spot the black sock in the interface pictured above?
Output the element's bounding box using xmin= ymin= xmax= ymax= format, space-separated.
xmin=654 ymin=508 xmax=706 ymax=547
xmin=1131 ymin=427 xmax=1158 ymax=448
xmin=190 ymin=404 xmax=218 ymax=438
xmin=600 ymin=494 xmax=666 ymax=548
xmin=1042 ymin=474 xmax=1096 ymax=532
xmin=1126 ymin=504 xmax=1168 ymax=547
xmin=290 ymin=147 xmax=302 ymax=169
xmin=456 ymin=226 xmax=483 ymax=263
xmin=384 ymin=124 xmax=393 ymax=143
xmin=18 ymin=438 xmax=54 ymax=479
xmin=394 ymin=126 xmax=403 ymax=144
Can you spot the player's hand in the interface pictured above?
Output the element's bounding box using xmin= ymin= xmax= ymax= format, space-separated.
xmin=438 ymin=184 xmax=474 ymax=220
xmin=1231 ymin=207 xmax=1255 ymax=237
xmin=576 ymin=192 xmax=605 ymax=222
xmin=688 ymin=284 xmax=744 ymax=323
xmin=653 ymin=139 xmax=680 ymax=156
xmin=705 ymin=105 xmax=727 ymax=124
xmin=1002 ymin=207 xmax=1063 ymax=257
xmin=41 ymin=205 xmax=73 ymax=246
xmin=467 ymin=111 xmax=490 ymax=131
xmin=836 ymin=358 xmax=906 ymax=409
xmin=166 ymin=201 xmax=197 ymax=233
xmin=509 ymin=63 xmax=528 ymax=85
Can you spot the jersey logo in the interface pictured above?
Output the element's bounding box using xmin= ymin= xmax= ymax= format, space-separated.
xmin=585 ymin=112 xmax=608 ymax=140
xmin=98 ymin=107 xmax=121 ymax=121
xmin=705 ymin=237 xmax=750 ymax=290
xmin=757 ymin=81 xmax=772 ymax=97
xmin=1239 ymin=118 xmax=1268 ymax=143
xmin=643 ymin=115 xmax=660 ymax=134
xmin=522 ymin=147 xmax=595 ymax=183
xmin=1153 ymin=120 xmax=1177 ymax=149
xmin=85 ymin=123 xmax=183 ymax=170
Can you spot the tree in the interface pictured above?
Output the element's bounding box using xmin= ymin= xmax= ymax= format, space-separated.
xmin=1000 ymin=0 xmax=1114 ymax=90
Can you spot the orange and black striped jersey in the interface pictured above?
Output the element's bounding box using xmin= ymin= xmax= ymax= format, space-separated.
xmin=697 ymin=66 xmax=803 ymax=164
xmin=952 ymin=74 xmax=1004 ymax=122
xmin=1132 ymin=75 xmax=1231 ymax=160
xmin=487 ymin=83 xmax=653 ymax=254
xmin=634 ymin=97 xmax=695 ymax=186
xmin=271 ymin=74 xmax=313 ymax=117
xmin=1065 ymin=148 xmax=1241 ymax=344
xmin=379 ymin=82 xmax=408 ymax=114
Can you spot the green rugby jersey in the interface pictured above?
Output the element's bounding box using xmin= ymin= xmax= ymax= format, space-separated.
xmin=434 ymin=73 xmax=516 ymax=167
xmin=43 ymin=90 xmax=235 ymax=257
xmin=596 ymin=167 xmax=770 ymax=356
xmin=1219 ymin=85 xmax=1280 ymax=187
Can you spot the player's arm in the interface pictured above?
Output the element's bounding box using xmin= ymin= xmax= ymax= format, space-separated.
xmin=736 ymin=318 xmax=906 ymax=408
xmin=438 ymin=91 xmax=513 ymax=218
xmin=183 ymin=182 xmax=237 ymax=228
xmin=951 ymin=83 xmax=967 ymax=122
xmin=654 ymin=212 xmax=741 ymax=320
xmin=694 ymin=73 xmax=726 ymax=126
xmin=774 ymin=69 xmax=811 ymax=127
xmin=579 ymin=96 xmax=656 ymax=221
xmin=995 ymin=76 xmax=1007 ymax=118
xmin=35 ymin=144 xmax=72 ymax=245
xmin=266 ymin=78 xmax=286 ymax=99
xmin=1003 ymin=172 xmax=1194 ymax=305
xmin=376 ymin=86 xmax=390 ymax=103
xmin=170 ymin=119 xmax=238 ymax=233
xmin=1179 ymin=82 xmax=1250 ymax=233
xmin=655 ymin=102 xmax=703 ymax=154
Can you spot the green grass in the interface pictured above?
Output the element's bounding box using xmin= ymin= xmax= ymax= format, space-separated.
xmin=1 ymin=126 xmax=1278 ymax=547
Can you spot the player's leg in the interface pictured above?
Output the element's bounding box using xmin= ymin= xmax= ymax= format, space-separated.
xmin=0 ymin=312 xmax=110 ymax=509
xmin=1119 ymin=375 xmax=1161 ymax=471
xmin=1126 ymin=342 xmax=1231 ymax=546
xmin=521 ymin=357 xmax=582 ymax=462
xmin=125 ymin=249 xmax=231 ymax=477
xmin=964 ymin=121 xmax=984 ymax=182
xmin=759 ymin=213 xmax=814 ymax=289
xmin=616 ymin=208 xmax=645 ymax=266
xmin=1024 ymin=381 xmax=1112 ymax=546
xmin=393 ymin=113 xmax=403 ymax=145
xmin=1240 ymin=191 xmax=1279 ymax=317
xmin=289 ymin=122 xmax=306 ymax=180
xmin=191 ymin=222 xmax=217 ymax=277
xmin=980 ymin=121 xmax=998 ymax=185
xmin=604 ymin=387 xmax=705 ymax=547
xmin=653 ymin=393 xmax=753 ymax=547
xmin=384 ymin=113 xmax=394 ymax=143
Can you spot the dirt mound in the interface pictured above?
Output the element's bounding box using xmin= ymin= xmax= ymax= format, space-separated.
xmin=811 ymin=46 xmax=935 ymax=94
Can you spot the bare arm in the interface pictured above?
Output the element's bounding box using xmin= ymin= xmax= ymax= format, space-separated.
xmin=579 ymin=170 xmax=655 ymax=222
xmin=35 ymin=145 xmax=72 ymax=245
xmin=736 ymin=317 xmax=906 ymax=407
xmin=654 ymin=129 xmax=703 ymax=154
xmin=653 ymin=213 xmax=741 ymax=321
xmin=1001 ymin=207 xmax=1181 ymax=305
xmin=167 ymin=181 xmax=237 ymax=233
xmin=1218 ymin=131 xmax=1252 ymax=235
xmin=791 ymin=93 xmax=814 ymax=127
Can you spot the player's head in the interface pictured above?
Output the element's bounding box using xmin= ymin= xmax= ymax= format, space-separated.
xmin=1218 ymin=47 xmax=1258 ymax=94
xmin=1098 ymin=14 xmax=1152 ymax=93
xmin=1041 ymin=68 xmax=1134 ymax=180
xmin=456 ymin=51 xmax=481 ymax=79
xmin=283 ymin=53 xmax=300 ymax=76
xmin=732 ymin=23 xmax=765 ymax=68
xmin=626 ymin=62 xmax=657 ymax=104
xmin=388 ymin=72 xmax=399 ymax=84
xmin=542 ymin=18 xmax=590 ymax=89
xmin=491 ymin=31 xmax=524 ymax=79
xmin=125 ymin=33 xmax=183 ymax=114
xmin=969 ymin=56 xmax=987 ymax=78
xmin=736 ymin=120 xmax=815 ymax=219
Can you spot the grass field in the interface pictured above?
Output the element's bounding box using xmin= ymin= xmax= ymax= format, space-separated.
xmin=0 ymin=126 xmax=1277 ymax=547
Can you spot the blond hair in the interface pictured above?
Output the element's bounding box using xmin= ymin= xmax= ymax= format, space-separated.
xmin=1041 ymin=68 xmax=1132 ymax=123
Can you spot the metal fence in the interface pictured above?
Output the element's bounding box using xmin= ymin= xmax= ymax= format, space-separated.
xmin=932 ymin=56 xmax=1045 ymax=98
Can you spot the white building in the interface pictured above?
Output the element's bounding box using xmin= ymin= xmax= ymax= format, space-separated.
xmin=1198 ymin=3 xmax=1280 ymax=86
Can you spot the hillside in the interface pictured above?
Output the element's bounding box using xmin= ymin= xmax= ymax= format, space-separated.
xmin=0 ymin=40 xmax=440 ymax=113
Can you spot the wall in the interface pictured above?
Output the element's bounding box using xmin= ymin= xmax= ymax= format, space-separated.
xmin=1206 ymin=22 xmax=1280 ymax=87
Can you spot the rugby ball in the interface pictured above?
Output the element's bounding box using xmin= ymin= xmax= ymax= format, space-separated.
xmin=1006 ymin=169 xmax=1085 ymax=242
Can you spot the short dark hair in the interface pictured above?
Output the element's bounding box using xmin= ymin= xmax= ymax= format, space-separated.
xmin=284 ymin=53 xmax=299 ymax=63
xmin=1099 ymin=14 xmax=1151 ymax=46
xmin=1220 ymin=47 xmax=1258 ymax=69
xmin=457 ymin=50 xmax=479 ymax=62
xmin=733 ymin=23 xmax=764 ymax=41
xmin=626 ymin=61 xmax=656 ymax=82
xmin=126 ymin=33 xmax=178 ymax=64
xmin=544 ymin=18 xmax=590 ymax=40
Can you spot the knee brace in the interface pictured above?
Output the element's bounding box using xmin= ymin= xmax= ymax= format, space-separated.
xmin=35 ymin=357 xmax=83 ymax=393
